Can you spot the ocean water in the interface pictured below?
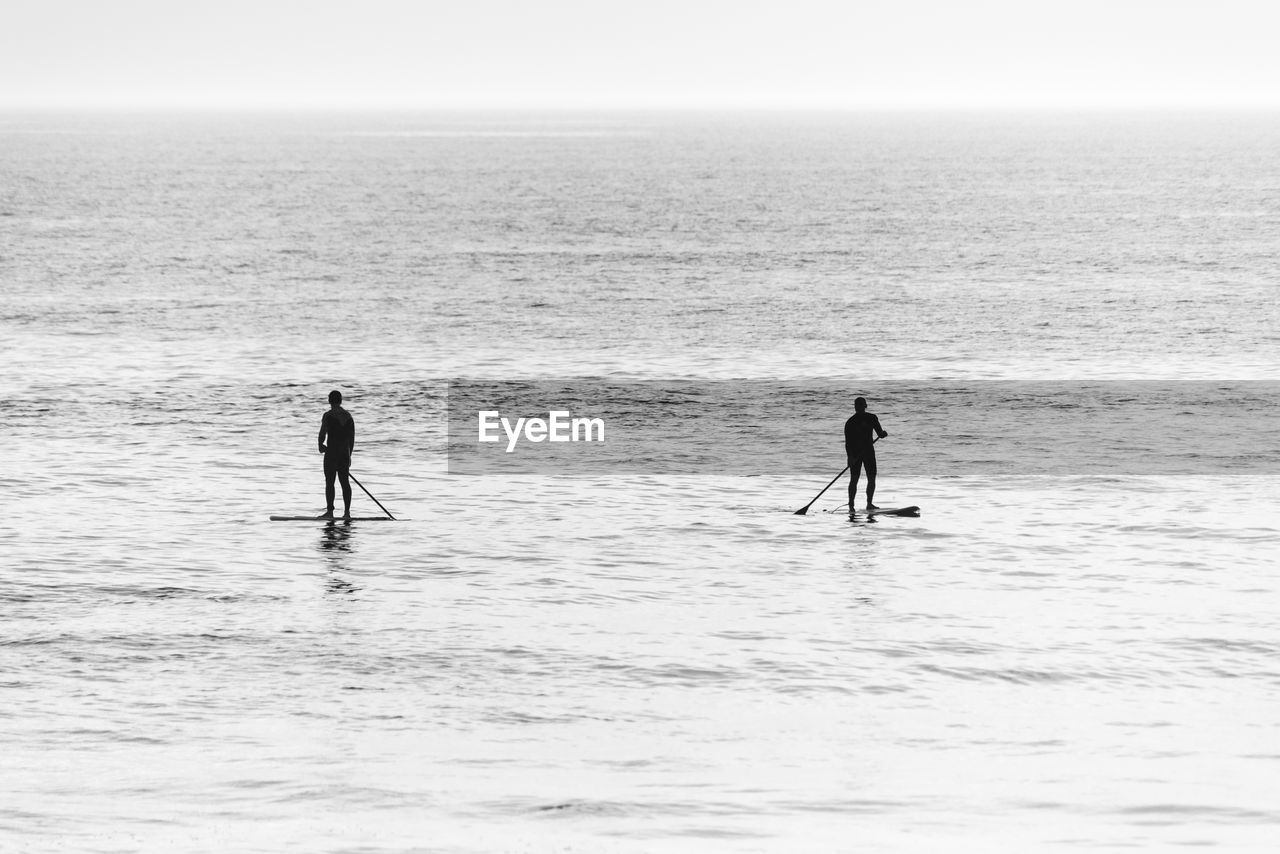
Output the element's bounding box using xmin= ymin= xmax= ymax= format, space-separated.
xmin=3 ymin=111 xmax=1280 ymax=852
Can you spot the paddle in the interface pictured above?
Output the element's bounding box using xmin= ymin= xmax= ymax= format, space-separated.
xmin=792 ymin=436 xmax=880 ymax=516
xmin=792 ymin=466 xmax=848 ymax=515
xmin=350 ymin=472 xmax=396 ymax=520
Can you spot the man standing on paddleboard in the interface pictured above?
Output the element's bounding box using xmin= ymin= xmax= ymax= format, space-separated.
xmin=845 ymin=396 xmax=888 ymax=511
xmin=318 ymin=390 xmax=355 ymax=520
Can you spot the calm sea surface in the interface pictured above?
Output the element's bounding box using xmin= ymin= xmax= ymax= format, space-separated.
xmin=3 ymin=112 xmax=1280 ymax=852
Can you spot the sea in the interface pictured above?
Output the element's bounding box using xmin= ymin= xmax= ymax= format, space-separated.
xmin=3 ymin=111 xmax=1279 ymax=852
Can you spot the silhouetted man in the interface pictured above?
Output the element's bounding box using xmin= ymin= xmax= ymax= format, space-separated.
xmin=318 ymin=390 xmax=355 ymax=520
xmin=844 ymin=396 xmax=888 ymax=511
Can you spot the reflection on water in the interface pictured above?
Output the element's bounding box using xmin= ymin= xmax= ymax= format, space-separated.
xmin=319 ymin=521 xmax=360 ymax=594
xmin=318 ymin=519 xmax=356 ymax=556
xmin=325 ymin=575 xmax=359 ymax=596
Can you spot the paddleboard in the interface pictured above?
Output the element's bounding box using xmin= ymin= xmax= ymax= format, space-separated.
xmin=862 ymin=505 xmax=920 ymax=517
xmin=269 ymin=515 xmax=395 ymax=521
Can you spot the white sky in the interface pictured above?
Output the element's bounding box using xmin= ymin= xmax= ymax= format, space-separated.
xmin=2 ymin=0 xmax=1278 ymax=109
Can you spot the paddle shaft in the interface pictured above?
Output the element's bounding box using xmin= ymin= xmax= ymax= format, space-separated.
xmin=793 ymin=436 xmax=881 ymax=515
xmin=349 ymin=472 xmax=396 ymax=520
xmin=793 ymin=466 xmax=848 ymax=515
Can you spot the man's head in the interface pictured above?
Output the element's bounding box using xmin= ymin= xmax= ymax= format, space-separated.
xmin=854 ymin=396 xmax=867 ymax=412
xmin=329 ymin=390 xmax=343 ymax=406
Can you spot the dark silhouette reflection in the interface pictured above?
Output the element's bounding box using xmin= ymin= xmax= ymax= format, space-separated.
xmin=326 ymin=575 xmax=359 ymax=595
xmin=318 ymin=520 xmax=360 ymax=595
xmin=319 ymin=519 xmax=356 ymax=554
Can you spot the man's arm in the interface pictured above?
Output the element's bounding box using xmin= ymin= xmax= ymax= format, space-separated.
xmin=874 ymin=415 xmax=888 ymax=440
xmin=347 ymin=418 xmax=355 ymax=456
xmin=318 ymin=414 xmax=328 ymax=454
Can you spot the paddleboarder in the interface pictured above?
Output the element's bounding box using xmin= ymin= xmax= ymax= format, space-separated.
xmin=318 ymin=390 xmax=355 ymax=520
xmin=845 ymin=397 xmax=888 ymax=511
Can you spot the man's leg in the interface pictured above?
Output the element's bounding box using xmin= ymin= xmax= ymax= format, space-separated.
xmin=337 ymin=468 xmax=353 ymax=519
xmin=322 ymin=461 xmax=337 ymax=518
xmin=865 ymin=454 xmax=878 ymax=509
xmin=847 ymin=457 xmax=862 ymax=511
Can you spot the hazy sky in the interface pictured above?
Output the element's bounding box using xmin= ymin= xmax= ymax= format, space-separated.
xmin=3 ymin=0 xmax=1278 ymax=109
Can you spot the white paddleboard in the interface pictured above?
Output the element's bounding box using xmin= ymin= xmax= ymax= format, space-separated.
xmin=862 ymin=505 xmax=920 ymax=517
xmin=269 ymin=515 xmax=395 ymax=521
